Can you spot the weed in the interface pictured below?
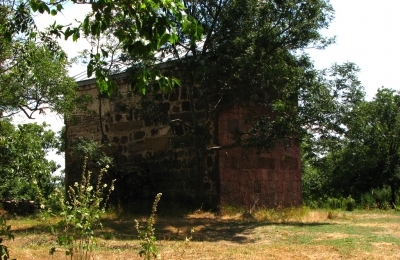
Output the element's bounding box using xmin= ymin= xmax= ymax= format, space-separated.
xmin=135 ymin=193 xmax=162 ymax=260
xmin=0 ymin=216 xmax=14 ymax=260
xmin=50 ymin=157 xmax=115 ymax=260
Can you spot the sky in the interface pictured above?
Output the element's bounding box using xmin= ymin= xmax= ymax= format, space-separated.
xmin=307 ymin=0 xmax=400 ymax=100
xmin=14 ymin=0 xmax=400 ymax=170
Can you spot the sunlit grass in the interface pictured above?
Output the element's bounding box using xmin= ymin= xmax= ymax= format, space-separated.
xmin=1 ymin=208 xmax=400 ymax=259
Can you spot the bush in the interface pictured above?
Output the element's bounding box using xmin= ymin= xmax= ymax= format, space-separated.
xmin=360 ymin=192 xmax=376 ymax=209
xmin=344 ymin=196 xmax=356 ymax=211
xmin=360 ymin=187 xmax=393 ymax=209
xmin=326 ymin=197 xmax=342 ymax=209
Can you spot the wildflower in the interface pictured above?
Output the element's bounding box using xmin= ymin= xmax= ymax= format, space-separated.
xmin=74 ymin=182 xmax=79 ymax=187
xmin=103 ymin=184 xmax=107 ymax=188
xmin=87 ymin=186 xmax=93 ymax=192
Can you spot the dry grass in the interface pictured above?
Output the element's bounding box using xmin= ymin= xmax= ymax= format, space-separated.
xmin=3 ymin=208 xmax=400 ymax=259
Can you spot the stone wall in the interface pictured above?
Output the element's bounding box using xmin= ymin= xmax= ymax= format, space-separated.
xmin=66 ymin=76 xmax=218 ymax=207
xmin=66 ymin=74 xmax=302 ymax=208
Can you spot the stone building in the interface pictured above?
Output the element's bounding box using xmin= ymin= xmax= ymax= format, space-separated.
xmin=65 ymin=71 xmax=302 ymax=209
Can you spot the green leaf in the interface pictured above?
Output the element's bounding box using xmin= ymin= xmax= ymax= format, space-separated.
xmin=72 ymin=30 xmax=80 ymax=41
xmin=30 ymin=0 xmax=39 ymax=12
xmin=100 ymin=48 xmax=108 ymax=58
xmin=97 ymin=78 xmax=109 ymax=95
xmin=64 ymin=28 xmax=73 ymax=40
xmin=169 ymin=33 xmax=178 ymax=45
xmin=87 ymin=62 xmax=94 ymax=78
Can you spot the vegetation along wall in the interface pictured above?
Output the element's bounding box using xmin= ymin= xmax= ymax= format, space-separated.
xmin=65 ymin=73 xmax=302 ymax=209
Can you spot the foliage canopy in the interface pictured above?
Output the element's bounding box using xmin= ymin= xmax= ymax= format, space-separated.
xmin=0 ymin=120 xmax=60 ymax=201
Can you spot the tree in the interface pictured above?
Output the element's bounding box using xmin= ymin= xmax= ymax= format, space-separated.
xmin=6 ymin=0 xmax=371 ymax=206
xmin=3 ymin=0 xmax=202 ymax=97
xmin=0 ymin=0 xmax=85 ymax=203
xmin=304 ymin=88 xmax=400 ymax=206
xmin=101 ymin=0 xmax=368 ymax=204
xmin=0 ymin=0 xmax=81 ymax=119
xmin=300 ymin=62 xmax=369 ymax=203
xmin=0 ymin=42 xmax=78 ymax=118
xmin=0 ymin=120 xmax=60 ymax=201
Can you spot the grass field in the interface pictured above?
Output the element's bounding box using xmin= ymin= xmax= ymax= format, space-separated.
xmin=3 ymin=208 xmax=400 ymax=259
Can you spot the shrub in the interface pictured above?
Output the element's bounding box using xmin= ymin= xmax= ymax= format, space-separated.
xmin=360 ymin=192 xmax=376 ymax=209
xmin=326 ymin=197 xmax=342 ymax=209
xmin=344 ymin=196 xmax=356 ymax=211
xmin=360 ymin=187 xmax=393 ymax=209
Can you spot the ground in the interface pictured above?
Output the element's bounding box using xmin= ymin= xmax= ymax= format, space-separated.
xmin=4 ymin=208 xmax=400 ymax=259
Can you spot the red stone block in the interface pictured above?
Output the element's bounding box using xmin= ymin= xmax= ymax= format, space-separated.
xmin=296 ymin=181 xmax=302 ymax=193
xmin=280 ymin=156 xmax=299 ymax=170
xmin=232 ymin=181 xmax=240 ymax=193
xmin=255 ymin=170 xmax=262 ymax=181
xmin=268 ymin=181 xmax=276 ymax=193
xmin=259 ymin=169 xmax=268 ymax=181
xmin=284 ymin=170 xmax=290 ymax=181
xmin=241 ymin=169 xmax=249 ymax=178
xmin=221 ymin=168 xmax=233 ymax=181
xmin=292 ymin=170 xmax=301 ymax=181
xmin=282 ymin=182 xmax=288 ymax=193
xmin=260 ymin=181 xmax=267 ymax=194
xmin=248 ymin=156 xmax=259 ymax=169
xmin=239 ymin=182 xmax=247 ymax=194
xmin=269 ymin=170 xmax=275 ymax=180
xmin=220 ymin=181 xmax=231 ymax=194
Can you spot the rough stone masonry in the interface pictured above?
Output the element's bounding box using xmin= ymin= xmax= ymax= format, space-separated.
xmin=65 ymin=72 xmax=302 ymax=209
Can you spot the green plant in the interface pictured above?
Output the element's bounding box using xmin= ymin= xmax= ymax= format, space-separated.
xmin=135 ymin=193 xmax=162 ymax=260
xmin=0 ymin=216 xmax=14 ymax=260
xmin=326 ymin=197 xmax=343 ymax=209
xmin=50 ymin=158 xmax=115 ymax=259
xmin=360 ymin=192 xmax=377 ymax=209
xmin=360 ymin=187 xmax=393 ymax=209
xmin=344 ymin=196 xmax=356 ymax=211
xmin=0 ymin=120 xmax=61 ymax=203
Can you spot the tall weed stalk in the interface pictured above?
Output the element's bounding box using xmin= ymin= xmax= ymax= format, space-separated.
xmin=135 ymin=193 xmax=162 ymax=260
xmin=50 ymin=158 xmax=115 ymax=260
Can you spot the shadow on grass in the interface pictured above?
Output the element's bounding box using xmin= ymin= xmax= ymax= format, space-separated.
xmin=99 ymin=216 xmax=335 ymax=244
xmin=8 ymin=213 xmax=334 ymax=244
